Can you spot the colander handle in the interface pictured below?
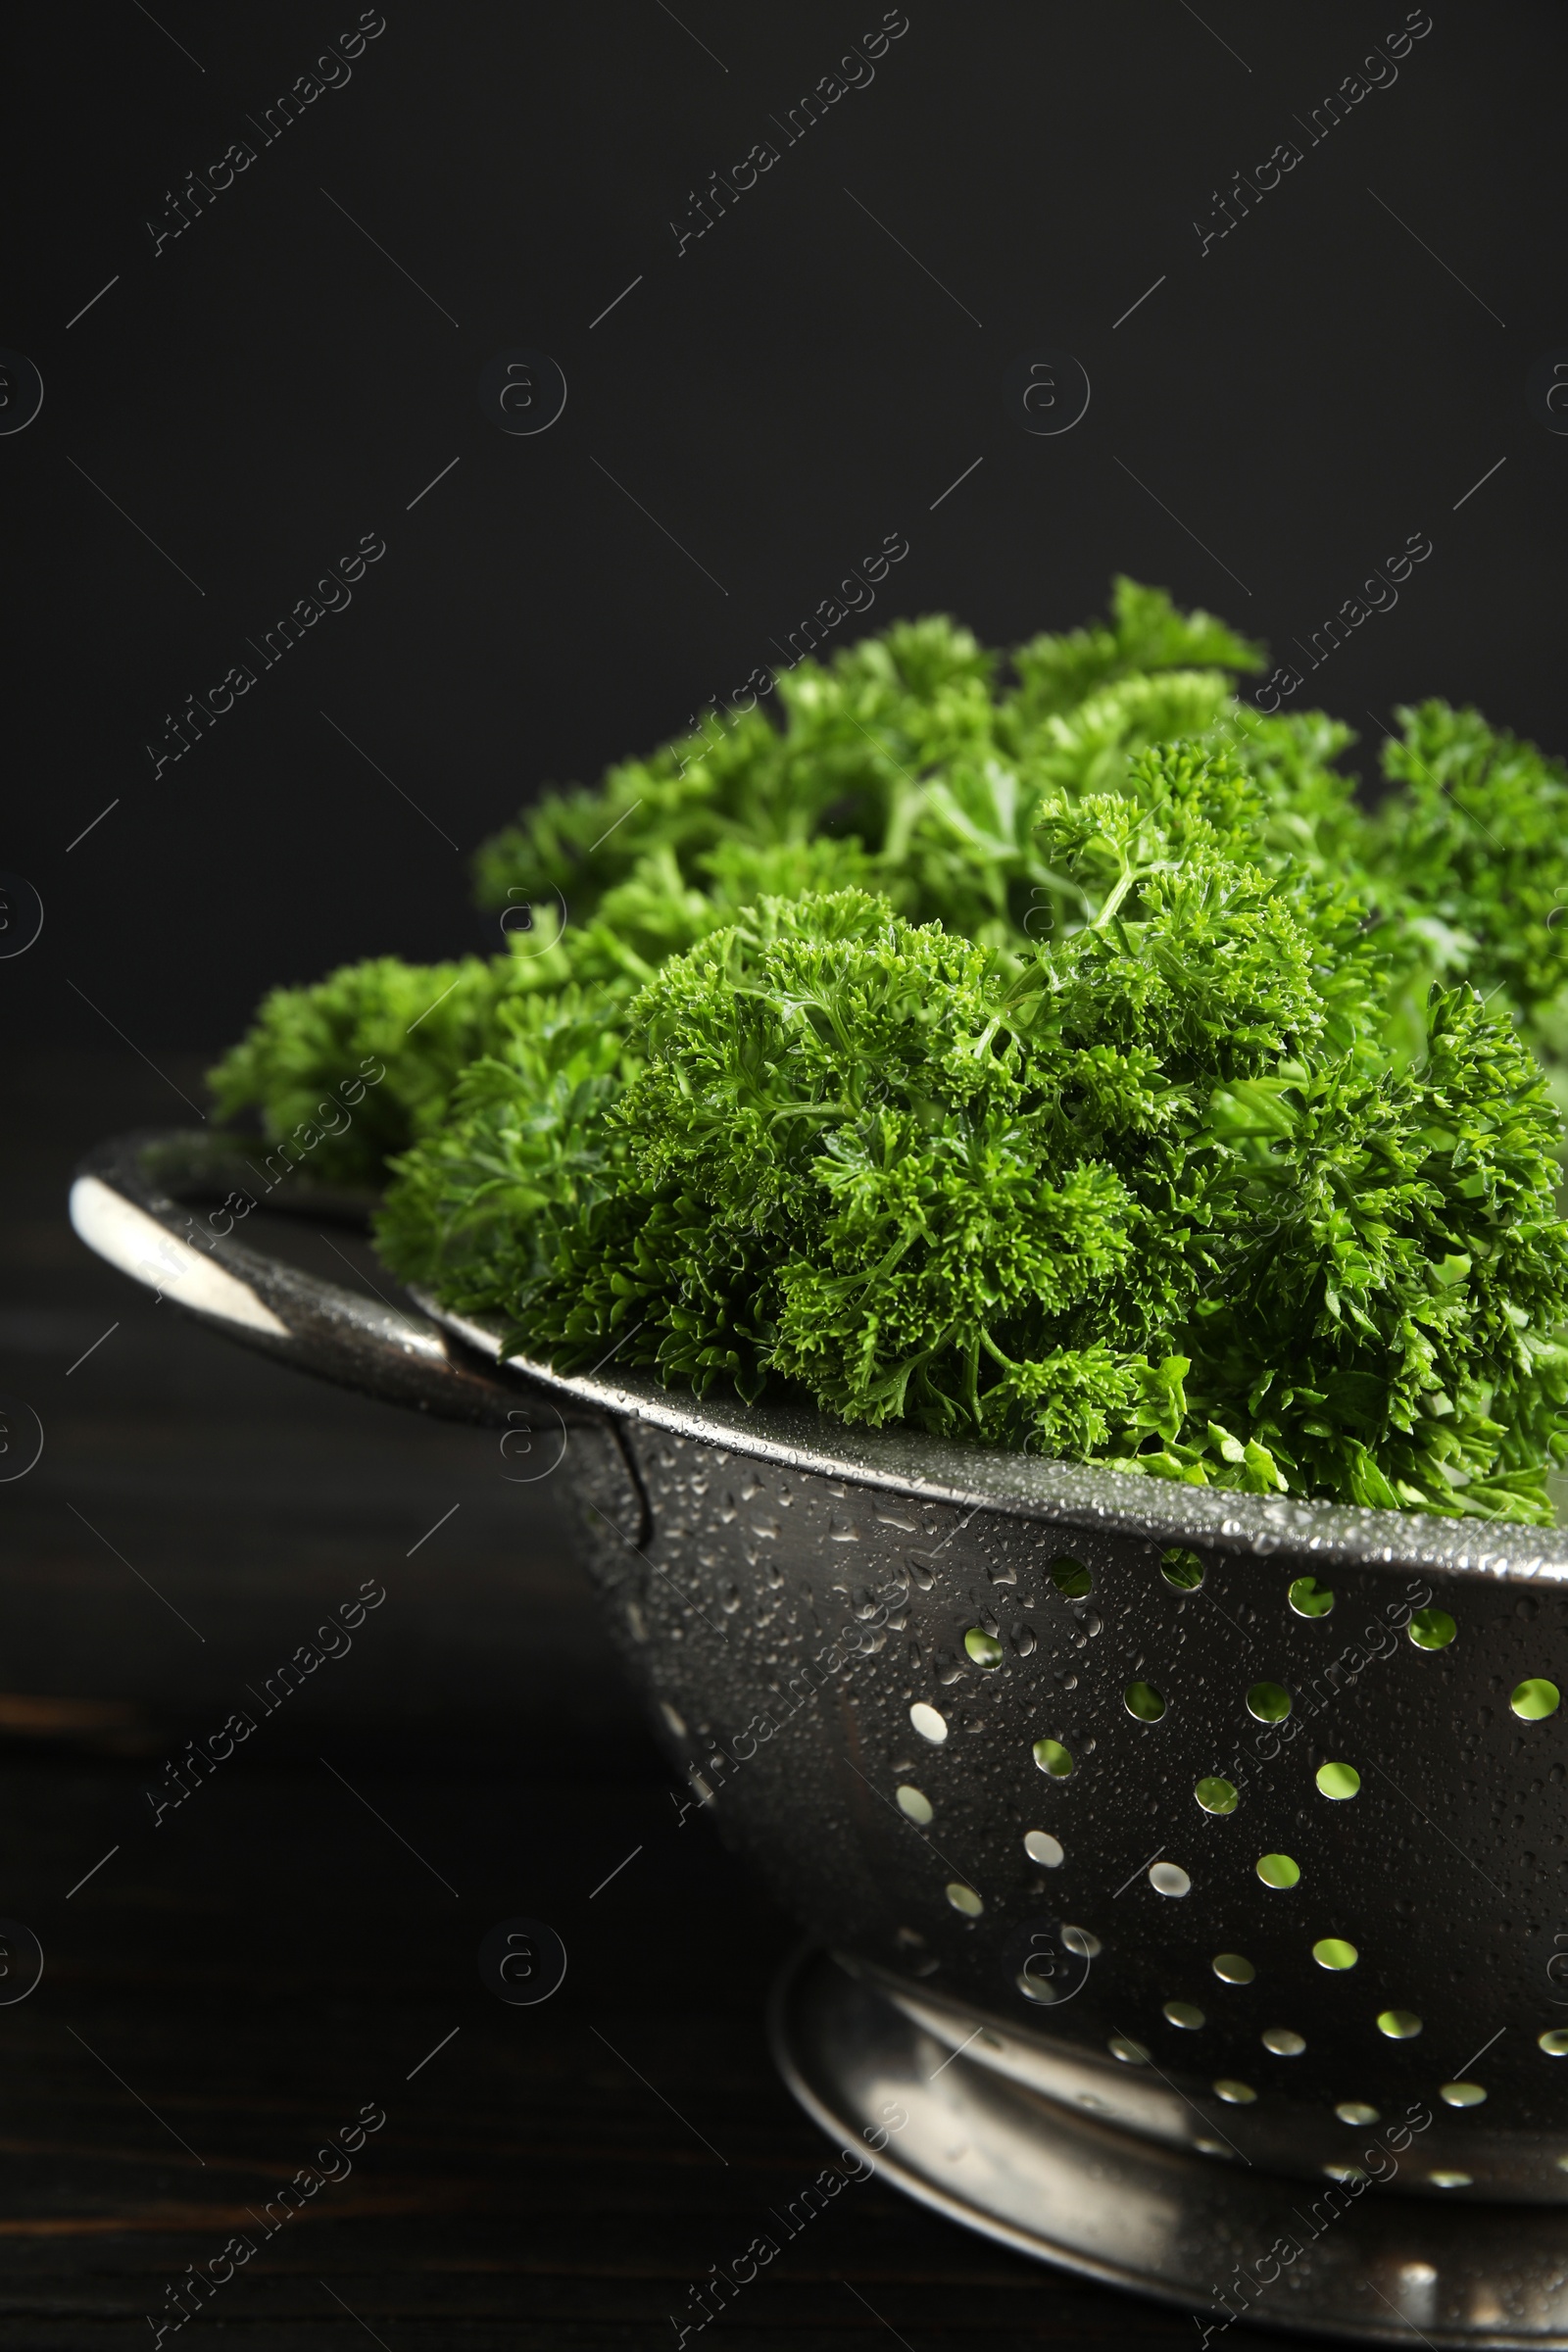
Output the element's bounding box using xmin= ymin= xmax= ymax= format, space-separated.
xmin=69 ymin=1128 xmax=591 ymax=1433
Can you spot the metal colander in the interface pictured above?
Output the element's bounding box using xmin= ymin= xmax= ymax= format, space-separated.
xmin=70 ymin=1131 xmax=1568 ymax=2345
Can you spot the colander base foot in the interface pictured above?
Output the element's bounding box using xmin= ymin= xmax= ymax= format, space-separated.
xmin=769 ymin=1943 xmax=1568 ymax=2348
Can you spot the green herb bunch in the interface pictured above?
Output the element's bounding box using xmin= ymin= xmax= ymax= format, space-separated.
xmin=208 ymin=581 xmax=1568 ymax=1518
xmin=211 ymin=583 xmax=1568 ymax=1189
xmin=377 ymin=757 xmax=1568 ymax=1520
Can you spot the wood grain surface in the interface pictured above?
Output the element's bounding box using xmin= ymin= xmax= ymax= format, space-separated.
xmin=0 ymin=1054 xmax=1283 ymax=2348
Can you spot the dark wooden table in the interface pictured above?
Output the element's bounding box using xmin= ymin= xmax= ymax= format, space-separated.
xmin=0 ymin=1053 xmax=1292 ymax=2348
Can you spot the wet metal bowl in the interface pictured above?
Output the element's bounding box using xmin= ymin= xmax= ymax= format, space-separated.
xmin=71 ymin=1131 xmax=1568 ymax=2346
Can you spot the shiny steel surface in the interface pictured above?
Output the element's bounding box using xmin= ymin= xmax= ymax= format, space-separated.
xmin=774 ymin=1944 xmax=1568 ymax=2346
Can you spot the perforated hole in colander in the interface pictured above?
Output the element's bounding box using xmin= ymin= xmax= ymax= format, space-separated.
xmin=1159 ymin=1547 xmax=1204 ymax=1591
xmin=1513 ymin=1678 xmax=1561 ymax=1720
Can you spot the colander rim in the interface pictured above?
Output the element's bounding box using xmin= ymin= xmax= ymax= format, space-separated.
xmin=422 ymin=1295 xmax=1568 ymax=1584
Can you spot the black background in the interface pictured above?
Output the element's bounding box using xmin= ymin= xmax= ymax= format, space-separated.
xmin=7 ymin=0 xmax=1567 ymax=1060
xmin=3 ymin=6 xmax=1567 ymax=2344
